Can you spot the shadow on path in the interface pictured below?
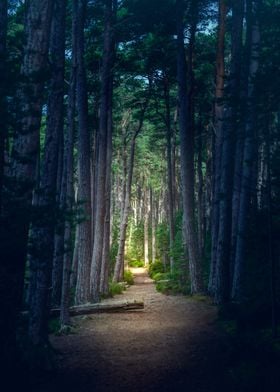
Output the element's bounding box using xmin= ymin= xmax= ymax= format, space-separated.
xmin=33 ymin=268 xmax=232 ymax=392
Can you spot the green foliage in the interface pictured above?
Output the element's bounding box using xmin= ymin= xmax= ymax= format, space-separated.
xmin=109 ymin=281 xmax=125 ymax=296
xmin=152 ymin=272 xmax=166 ymax=282
xmin=148 ymin=260 xmax=165 ymax=278
xmin=126 ymin=223 xmax=144 ymax=261
xmin=124 ymin=270 xmax=134 ymax=285
xmin=156 ymin=223 xmax=169 ymax=255
xmin=155 ymin=274 xmax=191 ymax=296
xmin=128 ymin=259 xmax=144 ymax=268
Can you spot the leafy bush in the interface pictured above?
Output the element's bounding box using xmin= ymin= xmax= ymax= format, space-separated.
xmin=148 ymin=261 xmax=165 ymax=278
xmin=124 ymin=270 xmax=134 ymax=285
xmin=156 ymin=274 xmax=190 ymax=295
xmin=152 ymin=272 xmax=166 ymax=282
xmin=128 ymin=259 xmax=144 ymax=268
xmin=109 ymin=281 xmax=125 ymax=296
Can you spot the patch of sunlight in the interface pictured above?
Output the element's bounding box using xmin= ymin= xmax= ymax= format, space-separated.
xmin=129 ymin=267 xmax=147 ymax=275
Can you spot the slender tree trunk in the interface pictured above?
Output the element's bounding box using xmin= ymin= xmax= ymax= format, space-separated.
xmin=90 ymin=0 xmax=114 ymax=302
xmin=150 ymin=188 xmax=156 ymax=264
xmin=214 ymin=0 xmax=244 ymax=304
xmin=164 ymin=75 xmax=175 ymax=272
xmin=208 ymin=0 xmax=227 ymax=295
xmin=0 ymin=0 xmax=53 ymax=370
xmin=264 ymin=121 xmax=278 ymax=338
xmin=100 ymin=78 xmax=114 ymax=296
xmin=75 ymin=0 xmax=92 ymax=305
xmin=113 ymin=134 xmax=137 ymax=282
xmin=197 ymin=120 xmax=204 ymax=256
xmin=172 ymin=108 xmax=179 ymax=212
xmin=52 ymin=147 xmax=65 ymax=305
xmin=70 ymin=224 xmax=79 ymax=289
xmin=231 ymin=0 xmax=260 ymax=302
xmin=28 ymin=0 xmax=66 ymax=346
xmin=51 ymin=71 xmax=66 ymax=306
xmin=176 ymin=0 xmax=203 ymax=294
xmin=230 ymin=0 xmax=250 ymax=275
xmin=0 ymin=0 xmax=7 ymax=211
xmin=144 ymin=188 xmax=149 ymax=267
xmin=60 ymin=0 xmax=77 ymax=327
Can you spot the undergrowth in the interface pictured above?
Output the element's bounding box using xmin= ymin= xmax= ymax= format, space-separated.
xmin=109 ymin=281 xmax=125 ymax=296
xmin=219 ymin=305 xmax=280 ymax=391
xmin=149 ymin=261 xmax=191 ymax=295
xmin=124 ymin=270 xmax=134 ymax=285
xmin=128 ymin=259 xmax=144 ymax=268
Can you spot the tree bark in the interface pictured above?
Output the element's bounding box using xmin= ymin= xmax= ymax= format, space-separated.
xmin=150 ymin=188 xmax=156 ymax=264
xmin=144 ymin=188 xmax=149 ymax=267
xmin=214 ymin=0 xmax=244 ymax=304
xmin=75 ymin=0 xmax=92 ymax=305
xmin=0 ymin=0 xmax=7 ymax=211
xmin=231 ymin=0 xmax=260 ymax=302
xmin=197 ymin=119 xmax=205 ymax=256
xmin=60 ymin=0 xmax=77 ymax=327
xmin=28 ymin=0 xmax=66 ymax=346
xmin=100 ymin=78 xmax=114 ymax=296
xmin=164 ymin=75 xmax=175 ymax=273
xmin=50 ymin=301 xmax=144 ymax=317
xmin=208 ymin=0 xmax=227 ymax=295
xmin=176 ymin=0 xmax=204 ymax=294
xmin=230 ymin=0 xmax=249 ymax=276
xmin=0 ymin=0 xmax=53 ymax=370
xmin=90 ymin=0 xmax=114 ymax=302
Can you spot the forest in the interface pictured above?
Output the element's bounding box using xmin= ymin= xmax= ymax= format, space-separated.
xmin=0 ymin=0 xmax=280 ymax=391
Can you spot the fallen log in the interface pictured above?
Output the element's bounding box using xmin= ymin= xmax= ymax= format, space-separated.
xmin=50 ymin=300 xmax=144 ymax=317
xmin=21 ymin=301 xmax=144 ymax=320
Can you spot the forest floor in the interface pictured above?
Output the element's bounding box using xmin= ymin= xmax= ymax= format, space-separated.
xmin=33 ymin=268 xmax=233 ymax=392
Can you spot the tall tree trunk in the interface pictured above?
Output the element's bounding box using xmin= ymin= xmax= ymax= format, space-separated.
xmin=51 ymin=70 xmax=67 ymax=306
xmin=197 ymin=119 xmax=205 ymax=256
xmin=75 ymin=0 xmax=92 ymax=305
xmin=150 ymin=188 xmax=156 ymax=264
xmin=214 ymin=0 xmax=244 ymax=304
xmin=208 ymin=0 xmax=227 ymax=295
xmin=70 ymin=224 xmax=79 ymax=289
xmin=176 ymin=0 xmax=203 ymax=294
xmin=113 ymin=133 xmax=137 ymax=282
xmin=164 ymin=75 xmax=175 ymax=272
xmin=90 ymin=0 xmax=114 ymax=302
xmin=230 ymin=0 xmax=250 ymax=275
xmin=28 ymin=0 xmax=66 ymax=346
xmin=60 ymin=0 xmax=77 ymax=327
xmin=52 ymin=144 xmax=65 ymax=305
xmin=0 ymin=0 xmax=53 ymax=371
xmin=144 ymin=188 xmax=149 ymax=267
xmin=0 ymin=0 xmax=7 ymax=211
xmin=100 ymin=78 xmax=114 ymax=296
xmin=264 ymin=120 xmax=278 ymax=338
xmin=231 ymin=0 xmax=260 ymax=302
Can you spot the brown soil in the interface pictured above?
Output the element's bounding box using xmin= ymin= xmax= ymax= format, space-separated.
xmin=35 ymin=268 xmax=231 ymax=392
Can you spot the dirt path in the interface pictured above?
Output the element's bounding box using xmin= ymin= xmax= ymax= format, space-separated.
xmin=37 ymin=268 xmax=231 ymax=392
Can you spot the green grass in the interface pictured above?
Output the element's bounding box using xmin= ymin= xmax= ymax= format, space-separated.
xmin=124 ymin=270 xmax=134 ymax=285
xmin=109 ymin=281 xmax=125 ymax=296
